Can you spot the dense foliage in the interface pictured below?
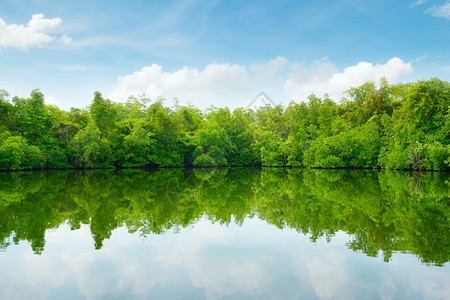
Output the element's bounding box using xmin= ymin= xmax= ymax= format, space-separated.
xmin=0 ymin=168 xmax=448 ymax=265
xmin=0 ymin=78 xmax=448 ymax=171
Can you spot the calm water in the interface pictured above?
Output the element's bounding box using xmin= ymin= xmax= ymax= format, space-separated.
xmin=0 ymin=168 xmax=448 ymax=299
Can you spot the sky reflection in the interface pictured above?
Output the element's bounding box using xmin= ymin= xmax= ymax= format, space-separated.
xmin=1 ymin=217 xmax=448 ymax=300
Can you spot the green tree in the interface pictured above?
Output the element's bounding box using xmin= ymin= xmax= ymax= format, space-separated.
xmin=254 ymin=105 xmax=288 ymax=166
xmin=379 ymin=78 xmax=450 ymax=170
xmin=145 ymin=100 xmax=184 ymax=166
xmin=0 ymin=132 xmax=43 ymax=170
xmin=0 ymin=90 xmax=14 ymax=131
xmin=120 ymin=119 xmax=157 ymax=167
xmin=68 ymin=121 xmax=113 ymax=168
xmin=90 ymin=91 xmax=118 ymax=138
xmin=193 ymin=126 xmax=235 ymax=166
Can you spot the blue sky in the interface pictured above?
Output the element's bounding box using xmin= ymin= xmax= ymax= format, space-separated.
xmin=0 ymin=0 xmax=449 ymax=110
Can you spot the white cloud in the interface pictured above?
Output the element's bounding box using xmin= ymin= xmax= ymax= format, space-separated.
xmin=410 ymin=0 xmax=426 ymax=7
xmin=110 ymin=57 xmax=415 ymax=109
xmin=0 ymin=14 xmax=70 ymax=50
xmin=110 ymin=63 xmax=253 ymax=106
xmin=287 ymin=57 xmax=338 ymax=85
xmin=44 ymin=96 xmax=62 ymax=108
xmin=283 ymin=57 xmax=413 ymax=101
xmin=307 ymin=253 xmax=350 ymax=299
xmin=1 ymin=221 xmax=449 ymax=300
xmin=415 ymin=53 xmax=428 ymax=62
xmin=250 ymin=56 xmax=288 ymax=82
xmin=426 ymin=2 xmax=450 ymax=19
xmin=60 ymin=35 xmax=72 ymax=44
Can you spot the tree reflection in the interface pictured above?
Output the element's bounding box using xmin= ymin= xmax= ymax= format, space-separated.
xmin=0 ymin=168 xmax=448 ymax=265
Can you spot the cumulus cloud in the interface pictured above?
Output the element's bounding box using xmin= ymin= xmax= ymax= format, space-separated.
xmin=0 ymin=14 xmax=70 ymax=50
xmin=110 ymin=56 xmax=415 ymax=108
xmin=426 ymin=2 xmax=450 ymax=19
xmin=110 ymin=63 xmax=253 ymax=105
xmin=283 ymin=57 xmax=413 ymax=101
xmin=250 ymin=56 xmax=288 ymax=82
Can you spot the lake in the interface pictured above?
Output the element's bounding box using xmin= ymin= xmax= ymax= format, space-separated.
xmin=0 ymin=168 xmax=448 ymax=299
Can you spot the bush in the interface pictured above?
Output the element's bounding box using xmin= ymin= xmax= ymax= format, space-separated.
xmin=422 ymin=143 xmax=450 ymax=171
xmin=193 ymin=154 xmax=215 ymax=167
xmin=0 ymin=133 xmax=43 ymax=170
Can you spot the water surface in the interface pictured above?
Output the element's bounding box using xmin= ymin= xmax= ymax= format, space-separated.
xmin=0 ymin=168 xmax=448 ymax=299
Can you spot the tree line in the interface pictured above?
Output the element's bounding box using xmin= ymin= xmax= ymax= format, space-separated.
xmin=0 ymin=78 xmax=448 ymax=171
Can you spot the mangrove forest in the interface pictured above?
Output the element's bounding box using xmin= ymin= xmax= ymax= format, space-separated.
xmin=0 ymin=78 xmax=448 ymax=171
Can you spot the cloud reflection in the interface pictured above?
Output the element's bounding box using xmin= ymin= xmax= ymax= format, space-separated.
xmin=0 ymin=218 xmax=448 ymax=299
